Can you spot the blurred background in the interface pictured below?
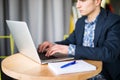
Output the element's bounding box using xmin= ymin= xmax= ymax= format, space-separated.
xmin=0 ymin=0 xmax=120 ymax=80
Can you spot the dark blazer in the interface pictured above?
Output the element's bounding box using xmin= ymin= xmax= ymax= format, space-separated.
xmin=56 ymin=8 xmax=120 ymax=80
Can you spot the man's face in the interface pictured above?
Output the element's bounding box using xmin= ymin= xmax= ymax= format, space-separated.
xmin=76 ymin=0 xmax=99 ymax=16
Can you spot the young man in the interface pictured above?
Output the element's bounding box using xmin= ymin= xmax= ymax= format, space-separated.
xmin=38 ymin=0 xmax=120 ymax=80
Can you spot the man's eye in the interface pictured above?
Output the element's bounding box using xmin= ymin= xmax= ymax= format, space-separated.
xmin=79 ymin=0 xmax=86 ymax=2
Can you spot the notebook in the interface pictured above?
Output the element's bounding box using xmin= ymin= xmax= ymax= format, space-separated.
xmin=6 ymin=20 xmax=74 ymax=64
xmin=48 ymin=60 xmax=96 ymax=75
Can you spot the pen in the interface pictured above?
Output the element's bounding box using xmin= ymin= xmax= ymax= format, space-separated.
xmin=60 ymin=61 xmax=76 ymax=68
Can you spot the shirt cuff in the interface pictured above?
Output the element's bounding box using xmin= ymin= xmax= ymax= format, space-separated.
xmin=68 ymin=44 xmax=76 ymax=57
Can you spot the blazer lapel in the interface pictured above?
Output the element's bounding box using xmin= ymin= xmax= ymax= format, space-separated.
xmin=94 ymin=8 xmax=107 ymax=46
xmin=75 ymin=17 xmax=86 ymax=45
xmin=79 ymin=21 xmax=85 ymax=45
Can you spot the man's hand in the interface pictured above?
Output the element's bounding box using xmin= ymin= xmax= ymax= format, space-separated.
xmin=45 ymin=44 xmax=69 ymax=57
xmin=38 ymin=41 xmax=54 ymax=53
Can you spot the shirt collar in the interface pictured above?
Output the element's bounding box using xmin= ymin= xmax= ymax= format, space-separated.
xmin=85 ymin=14 xmax=99 ymax=24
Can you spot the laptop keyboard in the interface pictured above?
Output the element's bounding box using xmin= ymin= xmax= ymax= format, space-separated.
xmin=38 ymin=52 xmax=57 ymax=60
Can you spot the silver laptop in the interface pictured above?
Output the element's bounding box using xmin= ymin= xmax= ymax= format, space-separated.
xmin=6 ymin=20 xmax=74 ymax=64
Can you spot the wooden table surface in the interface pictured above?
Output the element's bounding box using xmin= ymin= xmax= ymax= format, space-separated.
xmin=1 ymin=53 xmax=102 ymax=80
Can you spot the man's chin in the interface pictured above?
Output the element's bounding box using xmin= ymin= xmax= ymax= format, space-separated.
xmin=80 ymin=13 xmax=87 ymax=16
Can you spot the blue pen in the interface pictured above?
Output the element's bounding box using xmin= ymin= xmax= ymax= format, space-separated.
xmin=60 ymin=61 xmax=76 ymax=68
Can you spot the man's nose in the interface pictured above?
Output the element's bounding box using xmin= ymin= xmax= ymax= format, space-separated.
xmin=76 ymin=1 xmax=81 ymax=9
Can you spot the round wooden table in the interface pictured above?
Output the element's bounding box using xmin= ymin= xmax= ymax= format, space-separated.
xmin=1 ymin=53 xmax=102 ymax=80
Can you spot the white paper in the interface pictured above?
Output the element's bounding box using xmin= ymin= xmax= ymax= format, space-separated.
xmin=48 ymin=60 xmax=96 ymax=75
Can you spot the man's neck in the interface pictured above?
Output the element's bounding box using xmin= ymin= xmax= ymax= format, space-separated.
xmin=87 ymin=7 xmax=100 ymax=22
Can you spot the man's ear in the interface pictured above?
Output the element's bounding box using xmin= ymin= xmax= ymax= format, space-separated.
xmin=95 ymin=0 xmax=102 ymax=6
